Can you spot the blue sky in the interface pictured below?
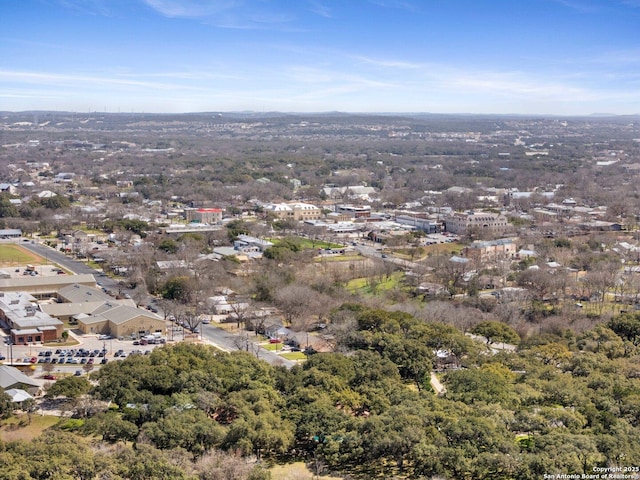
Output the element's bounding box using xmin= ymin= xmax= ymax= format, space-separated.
xmin=1 ymin=0 xmax=639 ymax=114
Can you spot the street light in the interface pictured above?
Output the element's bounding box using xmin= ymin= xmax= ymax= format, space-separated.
xmin=7 ymin=339 xmax=13 ymax=365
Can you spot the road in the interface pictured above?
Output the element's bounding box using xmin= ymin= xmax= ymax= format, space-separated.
xmin=20 ymin=240 xmax=100 ymax=276
xmin=354 ymin=244 xmax=422 ymax=271
xmin=200 ymin=323 xmax=297 ymax=368
xmin=21 ymin=240 xmax=132 ymax=303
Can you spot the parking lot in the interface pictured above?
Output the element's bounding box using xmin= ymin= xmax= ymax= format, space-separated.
xmin=1 ymin=328 xmax=172 ymax=377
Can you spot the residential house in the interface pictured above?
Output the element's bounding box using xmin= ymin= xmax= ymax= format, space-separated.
xmin=0 ymin=183 xmax=17 ymax=195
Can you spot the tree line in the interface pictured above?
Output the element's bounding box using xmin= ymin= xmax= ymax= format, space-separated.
xmin=2 ymin=306 xmax=640 ymax=479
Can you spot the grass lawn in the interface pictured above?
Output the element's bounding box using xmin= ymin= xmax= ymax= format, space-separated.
xmin=422 ymin=242 xmax=464 ymax=256
xmin=0 ymin=244 xmax=44 ymax=267
xmin=281 ymin=351 xmax=307 ymax=361
xmin=347 ymin=271 xmax=406 ymax=295
xmin=315 ymin=254 xmax=362 ymax=262
xmin=269 ymin=237 xmax=344 ymax=250
xmin=44 ymin=337 xmax=80 ymax=347
xmin=0 ymin=414 xmax=59 ymax=442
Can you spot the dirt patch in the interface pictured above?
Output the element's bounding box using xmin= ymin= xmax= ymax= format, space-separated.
xmin=0 ymin=413 xmax=59 ymax=442
xmin=269 ymin=461 xmax=343 ymax=480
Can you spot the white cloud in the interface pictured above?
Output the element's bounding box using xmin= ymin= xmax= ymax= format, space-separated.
xmin=141 ymin=0 xmax=295 ymax=30
xmin=58 ymin=0 xmax=112 ymax=16
xmin=141 ymin=0 xmax=236 ymax=18
xmin=308 ymin=1 xmax=331 ymax=18
xmin=0 ymin=70 xmax=199 ymax=91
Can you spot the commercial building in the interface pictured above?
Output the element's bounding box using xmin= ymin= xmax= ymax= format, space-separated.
xmin=444 ymin=211 xmax=510 ymax=236
xmin=262 ymin=202 xmax=322 ymax=221
xmin=462 ymin=238 xmax=517 ymax=261
xmin=184 ymin=207 xmax=223 ymax=224
xmin=0 ymin=274 xmax=97 ymax=299
xmin=0 ymin=292 xmax=63 ymax=344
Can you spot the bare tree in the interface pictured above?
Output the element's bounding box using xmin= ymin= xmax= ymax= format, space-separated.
xmin=583 ymin=263 xmax=619 ymax=315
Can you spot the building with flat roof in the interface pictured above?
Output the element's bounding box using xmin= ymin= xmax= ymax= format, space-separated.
xmin=0 ymin=274 xmax=97 ymax=299
xmin=262 ymin=202 xmax=322 ymax=221
xmin=56 ymin=283 xmax=116 ymax=304
xmin=184 ymin=207 xmax=223 ymax=224
xmin=336 ymin=205 xmax=371 ymax=219
xmin=444 ymin=211 xmax=510 ymax=236
xmin=0 ymin=229 xmax=22 ymax=238
xmin=395 ymin=214 xmax=440 ymax=234
xmin=462 ymin=238 xmax=517 ymax=261
xmin=0 ymin=291 xmax=63 ymax=344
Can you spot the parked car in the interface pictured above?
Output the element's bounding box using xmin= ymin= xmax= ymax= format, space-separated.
xmin=43 ymin=374 xmax=57 ymax=380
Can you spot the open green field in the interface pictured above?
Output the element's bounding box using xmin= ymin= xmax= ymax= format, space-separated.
xmin=269 ymin=237 xmax=344 ymax=250
xmin=0 ymin=244 xmax=44 ymax=267
xmin=347 ymin=271 xmax=406 ymax=295
xmin=422 ymin=242 xmax=464 ymax=256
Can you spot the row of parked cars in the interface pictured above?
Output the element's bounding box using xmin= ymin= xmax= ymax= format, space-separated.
xmin=26 ymin=348 xmax=110 ymax=365
xmin=27 ymin=355 xmax=107 ymax=365
xmin=114 ymin=349 xmax=152 ymax=357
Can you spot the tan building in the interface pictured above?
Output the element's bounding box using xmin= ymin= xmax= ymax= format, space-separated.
xmin=462 ymin=238 xmax=517 ymax=261
xmin=185 ymin=207 xmax=223 ymax=224
xmin=0 ymin=274 xmax=97 ymax=299
xmin=263 ymin=202 xmax=322 ymax=221
xmin=444 ymin=211 xmax=510 ymax=236
xmin=75 ymin=303 xmax=165 ymax=337
xmin=40 ymin=284 xmax=163 ymax=338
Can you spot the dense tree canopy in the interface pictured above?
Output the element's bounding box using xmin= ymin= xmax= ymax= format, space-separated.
xmin=5 ymin=307 xmax=640 ymax=479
